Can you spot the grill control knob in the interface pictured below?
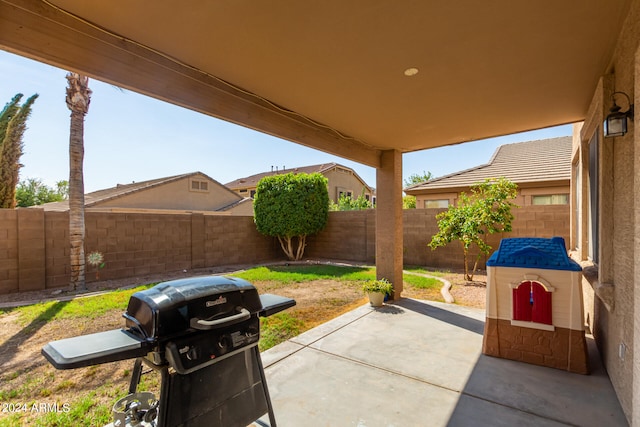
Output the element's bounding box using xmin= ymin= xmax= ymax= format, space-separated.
xmin=218 ymin=335 xmax=230 ymax=351
xmin=186 ymin=347 xmax=199 ymax=361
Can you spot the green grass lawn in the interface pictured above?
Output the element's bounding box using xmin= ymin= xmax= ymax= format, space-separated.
xmin=233 ymin=264 xmax=376 ymax=284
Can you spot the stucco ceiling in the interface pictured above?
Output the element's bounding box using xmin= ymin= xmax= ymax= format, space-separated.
xmin=0 ymin=0 xmax=632 ymax=167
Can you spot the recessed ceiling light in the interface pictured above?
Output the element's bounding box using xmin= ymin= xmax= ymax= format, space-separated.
xmin=404 ymin=67 xmax=419 ymax=77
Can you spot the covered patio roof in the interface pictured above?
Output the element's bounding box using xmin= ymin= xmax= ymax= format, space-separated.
xmin=0 ymin=0 xmax=631 ymax=167
xmin=0 ymin=0 xmax=633 ymax=293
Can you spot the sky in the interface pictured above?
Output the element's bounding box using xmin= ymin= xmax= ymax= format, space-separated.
xmin=0 ymin=50 xmax=573 ymax=193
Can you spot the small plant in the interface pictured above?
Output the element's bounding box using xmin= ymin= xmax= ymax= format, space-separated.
xmin=87 ymin=251 xmax=105 ymax=280
xmin=361 ymin=279 xmax=393 ymax=295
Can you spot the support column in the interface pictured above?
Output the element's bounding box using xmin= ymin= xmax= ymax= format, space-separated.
xmin=376 ymin=149 xmax=403 ymax=298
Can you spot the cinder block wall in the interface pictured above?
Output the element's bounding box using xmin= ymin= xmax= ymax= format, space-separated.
xmin=0 ymin=205 xmax=568 ymax=295
xmin=203 ymin=215 xmax=279 ymax=266
xmin=309 ymin=205 xmax=569 ymax=270
xmin=306 ymin=211 xmax=375 ymax=261
xmin=0 ymin=210 xmax=18 ymax=294
xmin=404 ymin=205 xmax=570 ymax=269
xmin=1 ymin=210 xmax=282 ymax=294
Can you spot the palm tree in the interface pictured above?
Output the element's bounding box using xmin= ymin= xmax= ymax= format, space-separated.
xmin=0 ymin=93 xmax=38 ymax=208
xmin=66 ymin=73 xmax=91 ymax=291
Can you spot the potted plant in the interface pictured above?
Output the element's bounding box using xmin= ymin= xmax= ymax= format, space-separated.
xmin=362 ymin=279 xmax=393 ymax=307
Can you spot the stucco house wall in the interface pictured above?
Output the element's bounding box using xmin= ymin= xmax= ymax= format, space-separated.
xmin=570 ymin=1 xmax=640 ymax=422
xmin=40 ymin=172 xmax=250 ymax=215
xmin=221 ymin=199 xmax=255 ymax=216
xmin=226 ymin=163 xmax=375 ymax=205
xmin=322 ymin=166 xmax=374 ymax=202
xmin=406 ymin=138 xmax=572 ymax=212
xmin=95 ymin=173 xmax=241 ymax=211
xmin=413 ymin=184 xmax=570 ymax=209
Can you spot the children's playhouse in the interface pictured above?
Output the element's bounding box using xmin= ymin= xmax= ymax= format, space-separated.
xmin=482 ymin=236 xmax=589 ymax=374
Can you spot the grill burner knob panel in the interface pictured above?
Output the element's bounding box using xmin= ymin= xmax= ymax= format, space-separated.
xmin=165 ymin=316 xmax=261 ymax=374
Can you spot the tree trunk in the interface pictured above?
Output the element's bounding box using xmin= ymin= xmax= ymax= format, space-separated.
xmin=469 ymin=253 xmax=481 ymax=282
xmin=66 ymin=73 xmax=91 ymax=291
xmin=277 ymin=236 xmax=295 ymax=260
xmin=277 ymin=235 xmax=307 ymax=261
xmin=295 ymin=235 xmax=307 ymax=261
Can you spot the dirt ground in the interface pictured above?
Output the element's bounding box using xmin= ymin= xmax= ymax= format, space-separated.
xmin=0 ymin=263 xmax=486 ymax=425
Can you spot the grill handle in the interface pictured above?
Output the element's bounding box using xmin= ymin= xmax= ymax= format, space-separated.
xmin=122 ymin=313 xmax=150 ymax=340
xmin=190 ymin=308 xmax=251 ymax=330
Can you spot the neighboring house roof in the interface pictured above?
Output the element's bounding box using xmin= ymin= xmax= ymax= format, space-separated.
xmin=40 ymin=172 xmax=241 ymax=212
xmin=405 ymin=137 xmax=572 ymax=193
xmin=217 ymin=197 xmax=254 ymax=212
xmin=225 ymin=162 xmax=374 ymax=192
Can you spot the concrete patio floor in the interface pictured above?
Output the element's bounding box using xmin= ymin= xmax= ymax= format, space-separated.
xmin=258 ymin=298 xmax=627 ymax=426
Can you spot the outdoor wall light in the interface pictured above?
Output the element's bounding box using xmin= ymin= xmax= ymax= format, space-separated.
xmin=604 ymin=91 xmax=634 ymax=138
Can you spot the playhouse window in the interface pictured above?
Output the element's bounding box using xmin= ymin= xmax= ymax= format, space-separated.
xmin=512 ymin=280 xmax=552 ymax=325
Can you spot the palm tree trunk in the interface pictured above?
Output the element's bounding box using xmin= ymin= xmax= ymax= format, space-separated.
xmin=66 ymin=73 xmax=91 ymax=291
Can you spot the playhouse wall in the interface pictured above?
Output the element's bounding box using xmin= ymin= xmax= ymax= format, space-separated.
xmin=486 ymin=266 xmax=585 ymax=331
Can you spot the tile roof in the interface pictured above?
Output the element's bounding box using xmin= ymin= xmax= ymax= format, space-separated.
xmin=217 ymin=197 xmax=253 ymax=211
xmin=39 ymin=172 xmax=232 ymax=211
xmin=225 ymin=162 xmax=373 ymax=190
xmin=487 ymin=237 xmax=582 ymax=271
xmin=404 ymin=137 xmax=572 ymax=192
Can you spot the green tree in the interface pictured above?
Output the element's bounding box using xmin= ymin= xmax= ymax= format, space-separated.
xmin=56 ymin=180 xmax=69 ymax=199
xmin=329 ymin=191 xmax=373 ymax=211
xmin=66 ymin=73 xmax=91 ymax=291
xmin=254 ymin=172 xmax=329 ymax=260
xmin=15 ymin=178 xmax=68 ymax=207
xmin=404 ymin=170 xmax=433 ymax=187
xmin=0 ymin=93 xmax=38 ymax=208
xmin=428 ymin=177 xmax=518 ymax=281
xmin=403 ymin=195 xmax=416 ymax=209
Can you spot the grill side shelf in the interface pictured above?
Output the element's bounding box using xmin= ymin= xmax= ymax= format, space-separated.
xmin=258 ymin=294 xmax=296 ymax=317
xmin=41 ymin=329 xmax=151 ymax=370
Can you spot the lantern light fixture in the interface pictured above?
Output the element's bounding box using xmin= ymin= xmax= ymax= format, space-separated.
xmin=604 ymin=91 xmax=634 ymax=138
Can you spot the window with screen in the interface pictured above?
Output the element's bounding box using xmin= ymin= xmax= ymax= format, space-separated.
xmin=531 ymin=194 xmax=569 ymax=205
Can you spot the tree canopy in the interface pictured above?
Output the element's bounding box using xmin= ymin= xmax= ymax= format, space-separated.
xmin=329 ymin=192 xmax=373 ymax=211
xmin=15 ymin=178 xmax=68 ymax=207
xmin=0 ymin=93 xmax=38 ymax=208
xmin=428 ymin=177 xmax=518 ymax=281
xmin=403 ymin=195 xmax=416 ymax=209
xmin=404 ymin=170 xmax=433 ymax=187
xmin=254 ymin=172 xmax=329 ymax=260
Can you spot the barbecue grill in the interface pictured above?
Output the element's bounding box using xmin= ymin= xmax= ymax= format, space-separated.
xmin=42 ymin=276 xmax=296 ymax=427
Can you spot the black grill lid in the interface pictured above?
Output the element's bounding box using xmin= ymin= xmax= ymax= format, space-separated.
xmin=125 ymin=276 xmax=262 ymax=340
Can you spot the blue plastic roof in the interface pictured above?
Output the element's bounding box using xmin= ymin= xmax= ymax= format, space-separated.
xmin=486 ymin=237 xmax=582 ymax=271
